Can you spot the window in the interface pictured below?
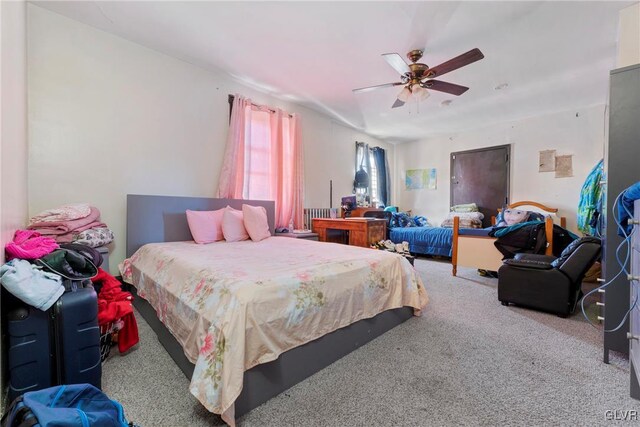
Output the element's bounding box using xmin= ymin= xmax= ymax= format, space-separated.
xmin=219 ymin=95 xmax=302 ymax=228
xmin=354 ymin=142 xmax=389 ymax=207
xmin=243 ymin=108 xmax=293 ymax=201
xmin=369 ymin=149 xmax=379 ymax=205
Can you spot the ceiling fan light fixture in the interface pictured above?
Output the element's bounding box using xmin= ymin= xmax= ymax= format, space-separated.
xmin=357 ymin=48 xmax=484 ymax=109
xmin=397 ymin=86 xmax=412 ymax=102
xmin=413 ymin=85 xmax=430 ymax=101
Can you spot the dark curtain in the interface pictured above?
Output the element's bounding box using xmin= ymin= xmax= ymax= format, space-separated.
xmin=372 ymin=147 xmax=389 ymax=206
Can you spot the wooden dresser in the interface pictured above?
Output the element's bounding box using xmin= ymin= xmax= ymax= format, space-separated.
xmin=312 ymin=218 xmax=386 ymax=248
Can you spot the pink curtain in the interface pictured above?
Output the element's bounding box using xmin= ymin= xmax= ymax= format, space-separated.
xmin=217 ymin=94 xmax=304 ymax=229
xmin=217 ymin=95 xmax=251 ymax=199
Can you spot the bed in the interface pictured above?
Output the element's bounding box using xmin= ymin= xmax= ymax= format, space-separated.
xmin=122 ymin=194 xmax=428 ymax=425
xmin=451 ymin=201 xmax=567 ymax=276
xmin=386 ymin=201 xmax=567 ymax=275
xmin=389 ymin=226 xmax=453 ymax=257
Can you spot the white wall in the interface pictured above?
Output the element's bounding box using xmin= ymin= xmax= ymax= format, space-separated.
xmin=395 ymin=105 xmax=606 ymax=233
xmin=617 ymin=3 xmax=640 ymax=68
xmin=27 ymin=6 xmax=394 ymax=273
xmin=1 ymin=0 xmax=29 ymax=410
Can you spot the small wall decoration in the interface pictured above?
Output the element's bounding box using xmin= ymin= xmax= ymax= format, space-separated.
xmin=405 ymin=168 xmax=437 ymax=190
xmin=539 ymin=149 xmax=556 ymax=172
xmin=555 ymin=155 xmax=574 ymax=178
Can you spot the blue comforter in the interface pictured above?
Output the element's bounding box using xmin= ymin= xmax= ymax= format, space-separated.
xmin=389 ymin=227 xmax=453 ymax=257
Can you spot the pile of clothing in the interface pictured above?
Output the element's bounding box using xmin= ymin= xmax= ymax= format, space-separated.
xmin=441 ymin=203 xmax=484 ymax=228
xmin=1 ymin=229 xmax=138 ymax=356
xmin=27 ymin=203 xmax=114 ymax=247
xmin=389 ymin=212 xmax=429 ymax=228
xmin=91 ymin=268 xmax=139 ymax=354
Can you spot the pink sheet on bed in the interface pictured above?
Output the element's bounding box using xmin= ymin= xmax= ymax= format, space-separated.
xmin=120 ymin=237 xmax=427 ymax=425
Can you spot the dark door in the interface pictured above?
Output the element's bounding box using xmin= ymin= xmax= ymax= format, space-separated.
xmin=450 ymin=145 xmax=510 ymax=227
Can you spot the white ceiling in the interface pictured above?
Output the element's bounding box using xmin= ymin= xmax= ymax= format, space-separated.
xmin=33 ymin=1 xmax=633 ymax=142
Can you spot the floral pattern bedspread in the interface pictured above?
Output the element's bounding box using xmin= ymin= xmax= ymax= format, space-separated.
xmin=120 ymin=237 xmax=428 ymax=425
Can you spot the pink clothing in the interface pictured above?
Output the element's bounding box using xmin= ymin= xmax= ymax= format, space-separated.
xmin=5 ymin=230 xmax=59 ymax=260
xmin=28 ymin=206 xmax=103 ymax=235
xmin=31 ymin=221 xmax=107 ymax=237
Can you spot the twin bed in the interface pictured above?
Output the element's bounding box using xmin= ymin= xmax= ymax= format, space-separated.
xmin=122 ymin=195 xmax=427 ymax=425
xmin=389 ymin=226 xmax=453 ymax=258
xmin=388 ymin=201 xmax=567 ymax=276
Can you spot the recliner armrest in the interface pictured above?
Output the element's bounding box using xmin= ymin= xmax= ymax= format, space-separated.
xmin=513 ymin=253 xmax=558 ymax=263
xmin=504 ymin=258 xmax=554 ymax=270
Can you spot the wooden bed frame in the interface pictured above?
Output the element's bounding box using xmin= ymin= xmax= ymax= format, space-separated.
xmin=125 ymin=194 xmax=414 ymax=419
xmin=451 ymin=201 xmax=567 ymax=276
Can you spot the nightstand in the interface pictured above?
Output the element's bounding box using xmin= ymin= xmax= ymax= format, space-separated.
xmin=274 ymin=231 xmax=319 ymax=241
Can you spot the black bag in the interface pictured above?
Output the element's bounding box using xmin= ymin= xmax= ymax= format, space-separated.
xmin=59 ymin=243 xmax=103 ymax=269
xmin=34 ymin=247 xmax=98 ymax=292
xmin=492 ymin=223 xmax=577 ymax=260
xmin=549 ymin=224 xmax=576 ymax=257
xmin=492 ymin=222 xmax=547 ymax=259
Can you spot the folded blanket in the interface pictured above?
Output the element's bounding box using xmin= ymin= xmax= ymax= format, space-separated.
xmin=5 ymin=230 xmax=59 ymax=260
xmin=0 ymin=259 xmax=64 ymax=311
xmin=45 ymin=223 xmax=108 ymax=243
xmin=450 ymin=203 xmax=478 ymax=213
xmin=28 ymin=206 xmax=105 ymax=236
xmin=73 ymin=227 xmax=114 ymax=247
xmin=29 ymin=203 xmax=92 ymax=225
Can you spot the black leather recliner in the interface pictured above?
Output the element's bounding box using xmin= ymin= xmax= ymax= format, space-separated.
xmin=497 ymin=237 xmax=602 ymax=317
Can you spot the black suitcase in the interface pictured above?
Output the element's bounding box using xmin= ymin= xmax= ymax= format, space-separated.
xmin=6 ymin=286 xmax=102 ymax=402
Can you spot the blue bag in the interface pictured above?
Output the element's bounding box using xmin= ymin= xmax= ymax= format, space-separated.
xmin=2 ymin=384 xmax=133 ymax=427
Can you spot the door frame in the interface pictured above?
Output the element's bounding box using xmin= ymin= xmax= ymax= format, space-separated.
xmin=449 ymin=144 xmax=511 ymax=208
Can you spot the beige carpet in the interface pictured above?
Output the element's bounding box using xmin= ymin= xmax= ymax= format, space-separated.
xmin=102 ymin=258 xmax=633 ymax=426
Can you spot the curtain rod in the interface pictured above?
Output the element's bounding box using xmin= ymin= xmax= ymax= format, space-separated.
xmin=228 ymin=94 xmax=294 ymax=118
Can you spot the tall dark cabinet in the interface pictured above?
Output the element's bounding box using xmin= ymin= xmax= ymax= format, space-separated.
xmin=603 ymin=64 xmax=640 ymax=365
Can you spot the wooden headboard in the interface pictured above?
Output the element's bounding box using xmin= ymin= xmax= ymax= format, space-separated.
xmin=126 ymin=194 xmax=275 ymax=257
xmin=494 ymin=200 xmax=567 ymax=228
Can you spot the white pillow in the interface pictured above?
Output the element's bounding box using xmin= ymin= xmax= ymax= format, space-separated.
xmin=221 ymin=207 xmax=249 ymax=242
xmin=242 ymin=204 xmax=271 ymax=242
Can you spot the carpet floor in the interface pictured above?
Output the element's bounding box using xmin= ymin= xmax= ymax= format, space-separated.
xmin=102 ymin=258 xmax=634 ymax=426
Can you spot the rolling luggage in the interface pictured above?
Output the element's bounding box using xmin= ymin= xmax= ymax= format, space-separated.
xmin=6 ymin=286 xmax=102 ymax=403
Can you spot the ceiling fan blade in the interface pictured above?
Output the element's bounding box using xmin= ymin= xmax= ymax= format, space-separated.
xmin=382 ymin=53 xmax=410 ymax=76
xmin=352 ymin=82 xmax=403 ymax=93
xmin=391 ymin=98 xmax=405 ymax=108
xmin=427 ymin=48 xmax=484 ymax=78
xmin=424 ymin=80 xmax=469 ymax=96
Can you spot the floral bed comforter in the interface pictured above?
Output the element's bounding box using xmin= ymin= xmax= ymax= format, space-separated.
xmin=120 ymin=237 xmax=428 ymax=425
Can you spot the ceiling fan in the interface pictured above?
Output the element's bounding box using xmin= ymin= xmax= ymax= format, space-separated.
xmin=353 ymin=48 xmax=484 ymax=108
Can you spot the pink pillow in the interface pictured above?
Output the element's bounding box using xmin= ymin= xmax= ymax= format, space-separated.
xmin=242 ymin=204 xmax=271 ymax=242
xmin=222 ymin=207 xmax=249 ymax=242
xmin=186 ymin=209 xmax=225 ymax=244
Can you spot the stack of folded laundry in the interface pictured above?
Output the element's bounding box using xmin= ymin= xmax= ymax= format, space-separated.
xmin=27 ymin=203 xmax=114 ymax=247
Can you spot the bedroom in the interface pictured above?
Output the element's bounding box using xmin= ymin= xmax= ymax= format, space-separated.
xmin=1 ymin=0 xmax=639 ymax=426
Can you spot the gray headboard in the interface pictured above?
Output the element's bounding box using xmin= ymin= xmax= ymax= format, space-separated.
xmin=126 ymin=194 xmax=276 ymax=257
